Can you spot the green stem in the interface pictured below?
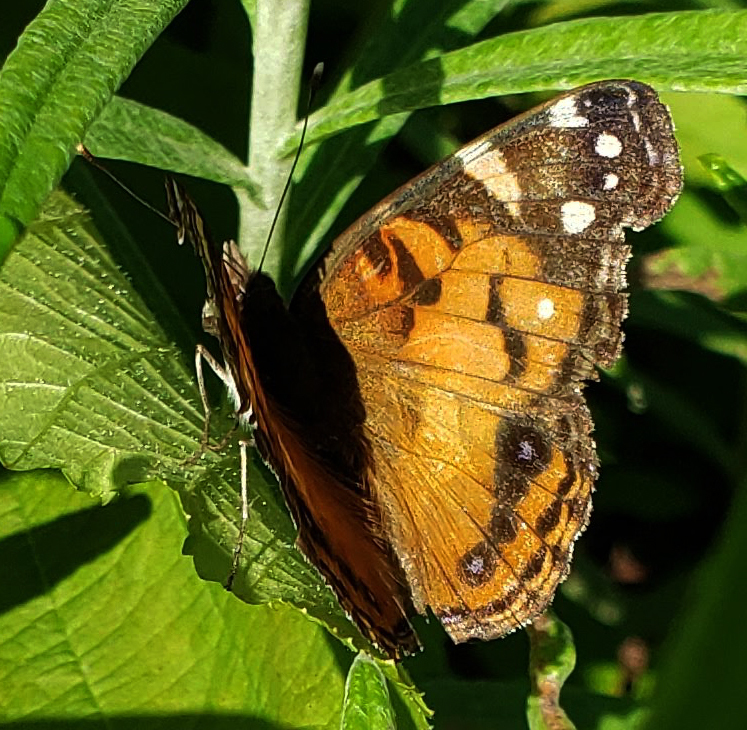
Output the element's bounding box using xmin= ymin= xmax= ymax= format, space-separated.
xmin=238 ymin=0 xmax=309 ymax=295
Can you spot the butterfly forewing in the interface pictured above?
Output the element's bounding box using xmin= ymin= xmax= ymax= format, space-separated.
xmin=313 ymin=80 xmax=682 ymax=644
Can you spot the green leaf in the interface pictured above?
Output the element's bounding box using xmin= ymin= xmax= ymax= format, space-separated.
xmin=0 ymin=0 xmax=187 ymax=249
xmin=0 ymin=191 xmax=197 ymax=489
xmin=85 ymin=96 xmax=260 ymax=195
xmin=639 ymin=91 xmax=747 ymax=301
xmin=0 ymin=469 xmax=347 ymax=726
xmin=341 ymin=653 xmax=396 ymax=730
xmin=666 ymin=91 xmax=747 ymax=190
xmin=293 ymin=10 xmax=747 ymax=153
xmin=380 ymin=661 xmax=434 ymax=730
xmin=0 ymin=212 xmax=20 ymax=264
xmin=643 ymin=189 xmax=747 ymax=302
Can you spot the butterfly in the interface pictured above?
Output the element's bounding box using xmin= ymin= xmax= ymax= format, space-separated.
xmin=168 ymin=80 xmax=682 ymax=659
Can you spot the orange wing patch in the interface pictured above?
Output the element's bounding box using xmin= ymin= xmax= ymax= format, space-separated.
xmin=324 ymin=207 xmax=600 ymax=641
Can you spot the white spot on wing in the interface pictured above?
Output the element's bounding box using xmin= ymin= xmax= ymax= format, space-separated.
xmin=630 ymin=109 xmax=641 ymax=132
xmin=603 ymin=172 xmax=619 ymax=190
xmin=548 ymin=97 xmax=588 ymax=128
xmin=459 ymin=147 xmax=523 ymax=218
xmin=561 ymin=201 xmax=596 ymax=233
xmin=537 ymin=297 xmax=555 ymax=320
xmin=625 ymin=88 xmax=641 ymax=131
xmin=595 ymin=132 xmax=622 ymax=158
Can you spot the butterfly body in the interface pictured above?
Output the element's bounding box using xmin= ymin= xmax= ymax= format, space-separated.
xmin=170 ymin=80 xmax=682 ymax=658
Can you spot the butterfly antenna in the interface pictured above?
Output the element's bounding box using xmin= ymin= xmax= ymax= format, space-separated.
xmin=76 ymin=144 xmax=175 ymax=227
xmin=256 ymin=62 xmax=324 ymax=273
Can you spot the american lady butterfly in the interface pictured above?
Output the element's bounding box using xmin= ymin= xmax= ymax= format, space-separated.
xmin=169 ymin=80 xmax=682 ymax=658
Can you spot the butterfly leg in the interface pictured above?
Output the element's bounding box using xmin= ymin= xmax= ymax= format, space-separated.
xmin=225 ymin=438 xmax=251 ymax=591
xmin=194 ymin=343 xmax=224 ymax=449
xmin=183 ymin=344 xmax=241 ymax=469
xmin=191 ymin=347 xmax=253 ymax=590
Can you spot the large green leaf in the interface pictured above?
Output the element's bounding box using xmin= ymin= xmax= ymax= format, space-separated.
xmin=86 ymin=96 xmax=258 ymax=193
xmin=0 ymin=190 xmax=358 ymax=647
xmin=0 ymin=0 xmax=188 ymax=262
xmin=0 ymin=469 xmax=347 ymax=726
xmin=341 ymin=654 xmax=398 ymax=730
xmin=294 ymin=10 xmax=747 ymax=152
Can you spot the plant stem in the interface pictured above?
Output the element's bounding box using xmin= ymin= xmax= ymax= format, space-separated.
xmin=238 ymin=0 xmax=309 ymax=296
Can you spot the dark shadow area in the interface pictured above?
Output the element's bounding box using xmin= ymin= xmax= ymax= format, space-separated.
xmin=0 ymin=485 xmax=151 ymax=615
xmin=114 ymin=455 xmax=163 ymax=491
xmin=688 ymin=185 xmax=744 ymax=228
xmin=723 ymin=288 xmax=747 ymax=312
xmin=60 ymin=0 xmax=250 ymax=359
xmin=0 ymin=1 xmax=46 ymax=66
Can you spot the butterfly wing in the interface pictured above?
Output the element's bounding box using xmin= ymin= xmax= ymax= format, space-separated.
xmin=314 ymin=81 xmax=681 ymax=642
